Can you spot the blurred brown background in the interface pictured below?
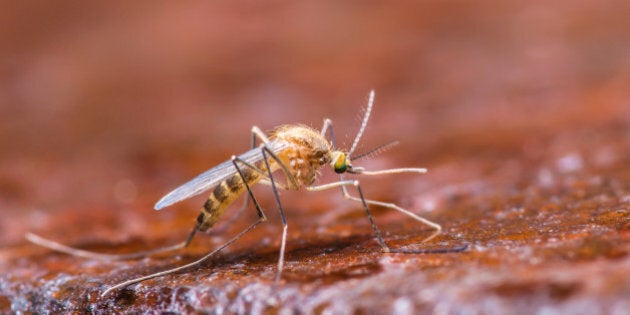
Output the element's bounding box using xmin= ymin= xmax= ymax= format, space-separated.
xmin=1 ymin=1 xmax=629 ymax=313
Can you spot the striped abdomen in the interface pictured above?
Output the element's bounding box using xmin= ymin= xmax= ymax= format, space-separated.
xmin=195 ymin=162 xmax=269 ymax=231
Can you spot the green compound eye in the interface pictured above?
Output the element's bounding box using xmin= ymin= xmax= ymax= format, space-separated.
xmin=333 ymin=153 xmax=347 ymax=174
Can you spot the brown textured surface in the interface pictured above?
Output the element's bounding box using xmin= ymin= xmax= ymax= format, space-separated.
xmin=1 ymin=1 xmax=630 ymax=314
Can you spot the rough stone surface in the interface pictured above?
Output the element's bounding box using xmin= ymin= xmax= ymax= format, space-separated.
xmin=1 ymin=1 xmax=629 ymax=314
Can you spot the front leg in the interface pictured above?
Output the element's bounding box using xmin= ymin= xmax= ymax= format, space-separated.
xmin=306 ymin=180 xmax=466 ymax=253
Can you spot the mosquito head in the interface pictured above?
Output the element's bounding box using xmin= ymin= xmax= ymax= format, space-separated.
xmin=330 ymin=150 xmax=350 ymax=174
xmin=330 ymin=90 xmax=375 ymax=175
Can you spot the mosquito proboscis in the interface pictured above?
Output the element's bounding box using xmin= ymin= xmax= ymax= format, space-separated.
xmin=27 ymin=90 xmax=467 ymax=297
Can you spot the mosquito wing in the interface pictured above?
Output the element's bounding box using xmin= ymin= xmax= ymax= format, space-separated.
xmin=154 ymin=140 xmax=289 ymax=210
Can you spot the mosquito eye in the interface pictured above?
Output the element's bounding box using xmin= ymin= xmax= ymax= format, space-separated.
xmin=333 ymin=153 xmax=347 ymax=174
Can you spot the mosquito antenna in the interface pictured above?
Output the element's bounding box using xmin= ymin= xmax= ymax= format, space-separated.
xmin=348 ymin=90 xmax=375 ymax=157
xmin=352 ymin=140 xmax=399 ymax=161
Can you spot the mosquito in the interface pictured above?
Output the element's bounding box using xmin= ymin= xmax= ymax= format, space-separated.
xmin=26 ymin=90 xmax=467 ymax=297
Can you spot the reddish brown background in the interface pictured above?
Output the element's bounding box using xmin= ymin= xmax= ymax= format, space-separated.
xmin=1 ymin=1 xmax=629 ymax=314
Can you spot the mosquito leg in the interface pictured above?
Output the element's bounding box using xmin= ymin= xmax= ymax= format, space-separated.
xmin=209 ymin=191 xmax=251 ymax=235
xmin=102 ymin=154 xmax=270 ymax=297
xmin=209 ymin=127 xmax=263 ymax=234
xmin=260 ymin=147 xmax=288 ymax=284
xmin=252 ymin=126 xmax=272 ymax=144
xmin=234 ymin=144 xmax=298 ymax=283
xmin=25 ymin=231 xmax=191 ymax=261
xmin=26 ymin=129 xmax=271 ymax=260
xmin=338 ymin=183 xmax=442 ymax=242
xmin=210 ymin=127 xmax=292 ymax=234
xmin=247 ymin=126 xmax=299 ymax=189
xmin=101 ymin=215 xmax=264 ymax=297
xmin=320 ymin=118 xmax=336 ymax=149
xmin=349 ymin=167 xmax=427 ymax=176
xmin=235 ymin=142 xmax=300 ymax=284
xmin=307 ymin=180 xmax=467 ymax=253
xmin=230 ymin=154 xmax=296 ymax=191
xmin=235 ymin=143 xmax=300 ymax=284
xmin=26 ymin=223 xmax=200 ymax=261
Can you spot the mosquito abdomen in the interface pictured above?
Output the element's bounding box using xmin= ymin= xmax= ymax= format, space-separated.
xmin=196 ymin=167 xmax=263 ymax=231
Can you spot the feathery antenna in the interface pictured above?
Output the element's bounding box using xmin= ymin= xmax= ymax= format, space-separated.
xmin=349 ymin=90 xmax=374 ymax=157
xmin=352 ymin=140 xmax=399 ymax=161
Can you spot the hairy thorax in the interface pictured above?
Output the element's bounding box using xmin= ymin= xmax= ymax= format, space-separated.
xmin=271 ymin=125 xmax=332 ymax=187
